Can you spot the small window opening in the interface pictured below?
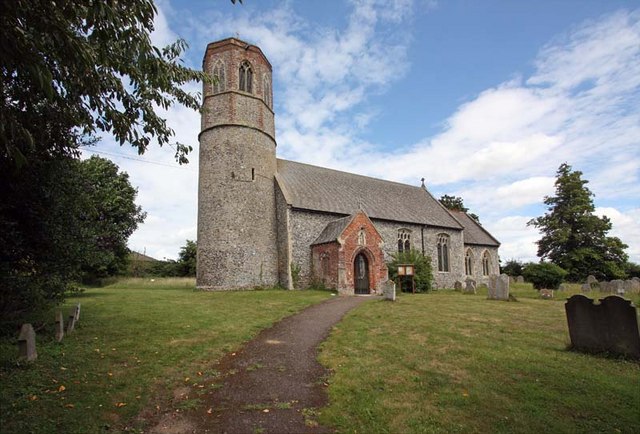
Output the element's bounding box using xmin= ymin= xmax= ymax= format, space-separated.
xmin=251 ymin=168 xmax=255 ymax=181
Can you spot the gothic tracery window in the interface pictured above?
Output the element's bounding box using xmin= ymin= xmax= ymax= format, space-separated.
xmin=465 ymin=249 xmax=473 ymax=275
xmin=212 ymin=60 xmax=226 ymax=94
xmin=437 ymin=234 xmax=450 ymax=272
xmin=263 ymin=74 xmax=272 ymax=108
xmin=397 ymin=229 xmax=411 ymax=253
xmin=482 ymin=251 xmax=490 ymax=276
xmin=239 ymin=61 xmax=253 ymax=93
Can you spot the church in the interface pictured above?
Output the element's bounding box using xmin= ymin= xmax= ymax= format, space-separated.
xmin=196 ymin=38 xmax=500 ymax=294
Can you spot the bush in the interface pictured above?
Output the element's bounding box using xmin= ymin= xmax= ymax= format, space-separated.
xmin=501 ymin=259 xmax=524 ymax=276
xmin=522 ymin=262 xmax=567 ymax=290
xmin=387 ymin=249 xmax=433 ymax=292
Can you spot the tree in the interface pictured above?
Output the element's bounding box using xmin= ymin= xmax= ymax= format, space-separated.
xmin=522 ymin=262 xmax=567 ymax=290
xmin=79 ymin=156 xmax=146 ymax=279
xmin=1 ymin=0 xmax=210 ymax=165
xmin=439 ymin=195 xmax=480 ymax=222
xmin=528 ymin=163 xmax=628 ymax=281
xmin=176 ymin=240 xmax=197 ymax=277
xmin=387 ymin=249 xmax=433 ymax=292
xmin=501 ymin=259 xmax=524 ymax=276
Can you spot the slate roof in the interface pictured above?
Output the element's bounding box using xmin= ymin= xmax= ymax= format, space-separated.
xmin=311 ymin=215 xmax=353 ymax=245
xmin=276 ymin=159 xmax=463 ymax=229
xmin=449 ymin=211 xmax=500 ymax=247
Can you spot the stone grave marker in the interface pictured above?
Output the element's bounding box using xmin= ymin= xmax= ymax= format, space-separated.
xmin=565 ymin=295 xmax=640 ymax=359
xmin=74 ymin=303 xmax=81 ymax=322
xmin=610 ymin=280 xmax=625 ymax=295
xmin=587 ymin=275 xmax=598 ymax=285
xmin=516 ymin=275 xmax=524 ymax=283
xmin=488 ymin=274 xmax=510 ymax=300
xmin=383 ymin=280 xmax=396 ymax=301
xmin=67 ymin=310 xmax=76 ymax=334
xmin=581 ymin=283 xmax=591 ymax=292
xmin=18 ymin=323 xmax=37 ymax=361
xmin=540 ymin=289 xmax=553 ymax=299
xmin=55 ymin=311 xmax=64 ymax=342
xmin=624 ymin=279 xmax=640 ymax=294
xmin=454 ymin=281 xmax=463 ymax=291
xmin=464 ymin=278 xmax=477 ymax=294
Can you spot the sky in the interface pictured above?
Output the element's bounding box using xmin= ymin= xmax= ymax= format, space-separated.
xmin=85 ymin=0 xmax=640 ymax=264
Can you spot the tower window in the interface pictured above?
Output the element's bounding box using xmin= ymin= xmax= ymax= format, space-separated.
xmin=465 ymin=249 xmax=473 ymax=275
xmin=482 ymin=251 xmax=491 ymax=276
xmin=437 ymin=233 xmax=450 ymax=272
xmin=212 ymin=60 xmax=226 ymax=94
xmin=239 ymin=61 xmax=253 ymax=93
xmin=263 ymin=74 xmax=272 ymax=108
xmin=397 ymin=229 xmax=411 ymax=253
xmin=251 ymin=168 xmax=255 ymax=181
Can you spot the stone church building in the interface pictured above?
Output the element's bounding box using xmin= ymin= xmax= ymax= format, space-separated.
xmin=197 ymin=38 xmax=500 ymax=294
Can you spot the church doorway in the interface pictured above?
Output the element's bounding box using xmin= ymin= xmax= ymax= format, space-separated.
xmin=354 ymin=252 xmax=370 ymax=294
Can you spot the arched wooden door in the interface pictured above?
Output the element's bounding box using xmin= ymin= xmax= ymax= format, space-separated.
xmin=354 ymin=252 xmax=370 ymax=294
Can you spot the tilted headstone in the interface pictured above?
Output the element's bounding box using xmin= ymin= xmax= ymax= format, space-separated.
xmin=464 ymin=278 xmax=477 ymax=294
xmin=516 ymin=275 xmax=524 ymax=283
xmin=55 ymin=311 xmax=64 ymax=342
xmin=454 ymin=281 xmax=463 ymax=291
xmin=586 ymin=275 xmax=598 ymax=285
xmin=382 ymin=280 xmax=396 ymax=301
xmin=565 ymin=295 xmax=640 ymax=359
xmin=488 ymin=274 xmax=510 ymax=300
xmin=67 ymin=311 xmax=76 ymax=334
xmin=18 ymin=323 xmax=37 ymax=361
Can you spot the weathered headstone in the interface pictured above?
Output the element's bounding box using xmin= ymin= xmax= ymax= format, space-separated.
xmin=610 ymin=280 xmax=625 ymax=295
xmin=581 ymin=283 xmax=591 ymax=292
xmin=587 ymin=275 xmax=598 ymax=285
xmin=18 ymin=323 xmax=37 ymax=361
xmin=632 ymin=276 xmax=640 ymax=283
xmin=55 ymin=311 xmax=64 ymax=342
xmin=67 ymin=310 xmax=76 ymax=334
xmin=565 ymin=295 xmax=640 ymax=359
xmin=464 ymin=278 xmax=477 ymax=294
xmin=516 ymin=275 xmax=524 ymax=283
xmin=488 ymin=274 xmax=510 ymax=300
xmin=74 ymin=303 xmax=81 ymax=322
xmin=624 ymin=279 xmax=640 ymax=294
xmin=540 ymin=289 xmax=553 ymax=299
xmin=382 ymin=280 xmax=396 ymax=301
xmin=454 ymin=281 xmax=463 ymax=291
xmin=558 ymin=284 xmax=568 ymax=291
xmin=599 ymin=281 xmax=610 ymax=293
xmin=509 ymin=276 xmax=515 ymax=285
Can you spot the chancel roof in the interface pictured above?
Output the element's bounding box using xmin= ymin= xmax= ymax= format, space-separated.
xmin=449 ymin=211 xmax=500 ymax=247
xmin=276 ymin=159 xmax=463 ymax=230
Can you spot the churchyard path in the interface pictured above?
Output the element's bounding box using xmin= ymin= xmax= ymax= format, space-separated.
xmin=146 ymin=294 xmax=372 ymax=433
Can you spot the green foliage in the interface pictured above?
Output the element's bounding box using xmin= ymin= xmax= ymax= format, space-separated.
xmin=387 ymin=249 xmax=433 ymax=292
xmin=624 ymin=262 xmax=640 ymax=278
xmin=528 ymin=163 xmax=628 ymax=281
xmin=522 ymin=262 xmax=568 ymax=290
xmin=1 ymin=0 xmax=208 ymax=165
xmin=439 ymin=194 xmax=480 ymax=222
xmin=501 ymin=259 xmax=524 ymax=276
xmin=177 ymin=240 xmax=197 ymax=277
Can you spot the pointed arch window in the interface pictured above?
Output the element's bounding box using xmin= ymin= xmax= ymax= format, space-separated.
xmin=482 ymin=251 xmax=491 ymax=276
xmin=465 ymin=249 xmax=473 ymax=275
xmin=239 ymin=61 xmax=253 ymax=93
xmin=263 ymin=74 xmax=272 ymax=108
xmin=212 ymin=60 xmax=226 ymax=94
xmin=397 ymin=229 xmax=411 ymax=253
xmin=437 ymin=234 xmax=450 ymax=272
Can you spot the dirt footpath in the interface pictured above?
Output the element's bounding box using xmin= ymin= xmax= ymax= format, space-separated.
xmin=145 ymin=295 xmax=372 ymax=434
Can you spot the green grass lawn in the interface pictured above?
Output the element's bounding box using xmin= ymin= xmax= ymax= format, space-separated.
xmin=318 ymin=289 xmax=640 ymax=433
xmin=0 ymin=279 xmax=331 ymax=433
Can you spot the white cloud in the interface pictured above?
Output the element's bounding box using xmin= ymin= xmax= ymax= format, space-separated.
xmin=595 ymin=207 xmax=640 ymax=263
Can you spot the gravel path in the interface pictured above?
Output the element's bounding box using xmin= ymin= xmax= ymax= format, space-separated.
xmin=147 ymin=295 xmax=372 ymax=434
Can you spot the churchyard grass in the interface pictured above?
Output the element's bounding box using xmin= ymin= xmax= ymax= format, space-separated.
xmin=319 ymin=290 xmax=640 ymax=433
xmin=0 ymin=280 xmax=331 ymax=433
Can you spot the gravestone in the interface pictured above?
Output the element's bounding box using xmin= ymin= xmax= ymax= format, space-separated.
xmin=488 ymin=274 xmax=510 ymax=300
xmin=540 ymin=289 xmax=553 ymax=299
xmin=599 ymin=281 xmax=610 ymax=293
xmin=509 ymin=276 xmax=515 ymax=285
xmin=587 ymin=275 xmax=598 ymax=285
xmin=581 ymin=283 xmax=591 ymax=292
xmin=565 ymin=295 xmax=640 ymax=359
xmin=516 ymin=275 xmax=524 ymax=283
xmin=464 ymin=278 xmax=476 ymax=294
xmin=67 ymin=311 xmax=76 ymax=334
xmin=18 ymin=323 xmax=37 ymax=361
xmin=454 ymin=281 xmax=463 ymax=291
xmin=624 ymin=279 xmax=640 ymax=294
xmin=55 ymin=311 xmax=64 ymax=342
xmin=74 ymin=303 xmax=81 ymax=322
xmin=558 ymin=284 xmax=568 ymax=291
xmin=383 ymin=280 xmax=396 ymax=301
xmin=610 ymin=280 xmax=625 ymax=295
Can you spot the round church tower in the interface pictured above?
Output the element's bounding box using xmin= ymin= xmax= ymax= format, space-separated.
xmin=197 ymin=38 xmax=278 ymax=290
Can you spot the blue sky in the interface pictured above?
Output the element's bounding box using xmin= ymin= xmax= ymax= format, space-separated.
xmin=87 ymin=0 xmax=640 ymax=264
